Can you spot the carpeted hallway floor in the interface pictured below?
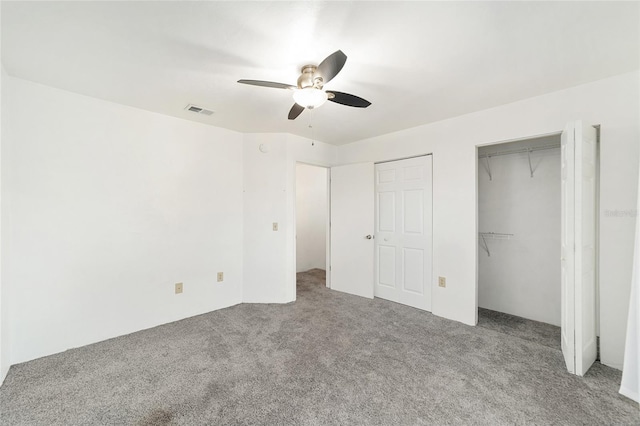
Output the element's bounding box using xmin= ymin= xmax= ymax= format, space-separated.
xmin=0 ymin=269 xmax=637 ymax=425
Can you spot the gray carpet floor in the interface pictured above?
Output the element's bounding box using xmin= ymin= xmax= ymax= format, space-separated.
xmin=477 ymin=308 xmax=561 ymax=351
xmin=0 ymin=269 xmax=638 ymax=425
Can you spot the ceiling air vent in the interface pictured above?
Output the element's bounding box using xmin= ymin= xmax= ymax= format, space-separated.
xmin=185 ymin=104 xmax=214 ymax=116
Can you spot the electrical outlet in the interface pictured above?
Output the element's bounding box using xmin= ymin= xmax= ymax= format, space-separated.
xmin=175 ymin=282 xmax=183 ymax=294
xmin=217 ymin=272 xmax=224 ymax=282
xmin=438 ymin=277 xmax=446 ymax=288
xmin=273 ymin=222 xmax=278 ymax=231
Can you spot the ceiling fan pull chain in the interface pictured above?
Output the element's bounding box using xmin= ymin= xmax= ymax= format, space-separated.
xmin=309 ymin=109 xmax=315 ymax=146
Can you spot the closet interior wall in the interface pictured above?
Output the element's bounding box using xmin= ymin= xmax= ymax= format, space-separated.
xmin=478 ymin=139 xmax=561 ymax=326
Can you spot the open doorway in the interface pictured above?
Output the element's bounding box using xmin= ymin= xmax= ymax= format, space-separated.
xmin=295 ymin=163 xmax=330 ymax=295
xmin=476 ymin=134 xmax=563 ymax=349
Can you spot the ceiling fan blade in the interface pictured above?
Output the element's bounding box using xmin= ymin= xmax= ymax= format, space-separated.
xmin=288 ymin=103 xmax=305 ymax=120
xmin=316 ymin=50 xmax=347 ymax=84
xmin=326 ymin=91 xmax=371 ymax=108
xmin=237 ymin=79 xmax=296 ymax=89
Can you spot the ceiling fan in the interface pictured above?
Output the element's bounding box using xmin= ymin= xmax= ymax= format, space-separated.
xmin=238 ymin=50 xmax=371 ymax=120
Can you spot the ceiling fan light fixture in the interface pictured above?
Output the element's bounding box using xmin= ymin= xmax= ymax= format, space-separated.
xmin=292 ymin=87 xmax=328 ymax=109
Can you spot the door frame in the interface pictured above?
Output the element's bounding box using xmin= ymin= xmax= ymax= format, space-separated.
xmin=293 ymin=161 xmax=332 ymax=292
xmin=474 ymin=128 xmax=601 ymax=364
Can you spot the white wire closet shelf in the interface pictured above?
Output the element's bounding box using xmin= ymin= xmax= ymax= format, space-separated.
xmin=479 ymin=143 xmax=560 ymax=180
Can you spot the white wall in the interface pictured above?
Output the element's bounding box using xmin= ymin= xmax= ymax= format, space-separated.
xmin=0 ymin=59 xmax=8 ymax=382
xmin=478 ymin=147 xmax=561 ymax=326
xmin=295 ymin=164 xmax=327 ymax=272
xmin=0 ymin=2 xmax=8 ymax=385
xmin=243 ymin=134 xmax=289 ymax=303
xmin=243 ymin=133 xmax=335 ymax=303
xmin=3 ymin=77 xmax=244 ymax=364
xmin=335 ymin=71 xmax=639 ymax=369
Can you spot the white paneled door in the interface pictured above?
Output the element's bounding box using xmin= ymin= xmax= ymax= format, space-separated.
xmin=561 ymin=120 xmax=597 ymax=376
xmin=375 ymin=155 xmax=433 ymax=311
xmin=330 ymin=162 xmax=375 ymax=299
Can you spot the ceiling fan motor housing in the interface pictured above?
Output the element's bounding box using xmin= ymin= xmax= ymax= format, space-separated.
xmin=297 ymin=65 xmax=324 ymax=89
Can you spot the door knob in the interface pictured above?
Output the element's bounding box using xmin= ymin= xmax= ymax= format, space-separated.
xmin=366 ymin=235 xmax=373 ymax=239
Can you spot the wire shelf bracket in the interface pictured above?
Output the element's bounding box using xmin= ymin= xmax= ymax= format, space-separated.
xmin=478 ymin=232 xmax=514 ymax=257
xmin=485 ymin=156 xmax=492 ymax=181
xmin=527 ymin=149 xmax=534 ymax=178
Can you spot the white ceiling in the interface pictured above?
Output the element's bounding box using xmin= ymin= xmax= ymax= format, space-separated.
xmin=2 ymin=1 xmax=638 ymax=145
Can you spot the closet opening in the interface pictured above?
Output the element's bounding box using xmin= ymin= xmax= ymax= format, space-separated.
xmin=295 ymin=163 xmax=330 ymax=295
xmin=476 ymin=134 xmax=566 ymax=349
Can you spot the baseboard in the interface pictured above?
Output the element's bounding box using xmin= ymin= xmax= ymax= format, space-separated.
xmin=619 ymin=385 xmax=639 ymax=404
xmin=0 ymin=363 xmax=9 ymax=387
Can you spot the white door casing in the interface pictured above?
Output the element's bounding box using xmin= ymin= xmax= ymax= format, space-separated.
xmin=375 ymin=155 xmax=433 ymax=311
xmin=330 ymin=162 xmax=375 ymax=299
xmin=561 ymin=120 xmax=597 ymax=376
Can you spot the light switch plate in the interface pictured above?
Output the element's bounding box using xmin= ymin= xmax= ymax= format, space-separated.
xmin=175 ymin=282 xmax=183 ymax=294
xmin=273 ymin=222 xmax=278 ymax=231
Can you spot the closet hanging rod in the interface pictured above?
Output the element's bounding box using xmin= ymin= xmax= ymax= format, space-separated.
xmin=478 ymin=143 xmax=560 ymax=159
